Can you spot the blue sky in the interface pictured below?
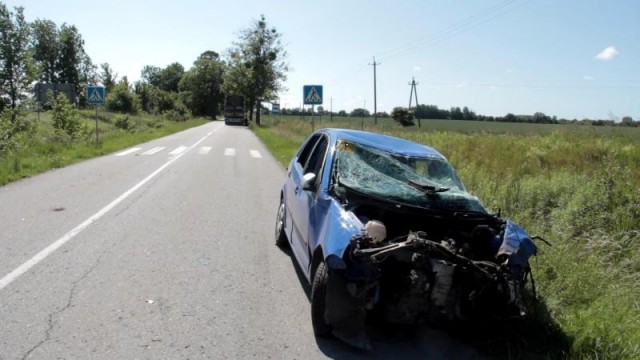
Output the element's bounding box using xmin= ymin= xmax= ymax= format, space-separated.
xmin=5 ymin=0 xmax=639 ymax=120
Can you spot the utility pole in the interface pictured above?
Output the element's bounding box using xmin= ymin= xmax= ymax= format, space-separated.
xmin=369 ymin=57 xmax=380 ymax=124
xmin=330 ymin=97 xmax=333 ymax=121
xmin=408 ymin=77 xmax=421 ymax=128
xmin=362 ymin=99 xmax=366 ymax=130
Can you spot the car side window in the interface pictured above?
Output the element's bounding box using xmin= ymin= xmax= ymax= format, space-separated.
xmin=304 ymin=135 xmax=328 ymax=178
xmin=297 ymin=134 xmax=320 ymax=169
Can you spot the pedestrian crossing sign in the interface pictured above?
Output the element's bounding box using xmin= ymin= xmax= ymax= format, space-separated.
xmin=303 ymin=85 xmax=323 ymax=105
xmin=86 ymin=86 xmax=105 ymax=105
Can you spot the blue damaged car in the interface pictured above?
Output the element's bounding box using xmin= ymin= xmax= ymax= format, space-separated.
xmin=274 ymin=129 xmax=539 ymax=349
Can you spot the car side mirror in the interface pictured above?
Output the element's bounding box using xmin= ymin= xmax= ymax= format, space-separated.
xmin=302 ymin=173 xmax=317 ymax=190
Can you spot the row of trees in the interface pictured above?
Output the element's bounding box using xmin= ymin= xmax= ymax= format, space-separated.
xmin=0 ymin=1 xmax=288 ymax=126
xmin=0 ymin=5 xmax=95 ymax=110
xmin=96 ymin=14 xmax=287 ymax=125
xmin=281 ymin=103 xmax=638 ymax=127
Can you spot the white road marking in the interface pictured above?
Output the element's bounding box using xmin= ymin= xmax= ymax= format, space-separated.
xmin=250 ymin=150 xmax=263 ymax=159
xmin=169 ymin=146 xmax=187 ymax=155
xmin=115 ymin=147 xmax=142 ymax=156
xmin=198 ymin=146 xmax=212 ymax=155
xmin=224 ymin=148 xmax=236 ymax=156
xmin=142 ymin=147 xmax=165 ymax=155
xmin=0 ymin=130 xmax=217 ymax=291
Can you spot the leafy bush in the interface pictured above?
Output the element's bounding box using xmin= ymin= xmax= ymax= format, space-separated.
xmin=391 ymin=107 xmax=415 ymax=126
xmin=106 ymin=82 xmax=140 ymax=114
xmin=163 ymin=103 xmax=191 ymax=121
xmin=0 ymin=108 xmax=34 ymax=154
xmin=50 ymin=93 xmax=84 ymax=140
xmin=114 ymin=114 xmax=134 ymax=131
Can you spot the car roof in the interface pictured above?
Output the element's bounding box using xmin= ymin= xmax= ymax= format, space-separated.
xmin=320 ymin=128 xmax=446 ymax=160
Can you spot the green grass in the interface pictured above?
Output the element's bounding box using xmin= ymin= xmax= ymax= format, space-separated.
xmin=0 ymin=109 xmax=209 ymax=185
xmin=254 ymin=115 xmax=640 ymax=359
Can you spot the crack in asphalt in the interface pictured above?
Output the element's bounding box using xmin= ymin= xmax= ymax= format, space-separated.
xmin=21 ymin=253 xmax=105 ymax=360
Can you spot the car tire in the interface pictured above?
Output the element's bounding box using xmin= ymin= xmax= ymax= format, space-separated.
xmin=275 ymin=200 xmax=288 ymax=247
xmin=311 ymin=261 xmax=332 ymax=336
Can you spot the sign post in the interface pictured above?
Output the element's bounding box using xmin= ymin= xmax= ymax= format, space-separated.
xmin=303 ymin=85 xmax=323 ymax=132
xmin=86 ymin=86 xmax=105 ymax=144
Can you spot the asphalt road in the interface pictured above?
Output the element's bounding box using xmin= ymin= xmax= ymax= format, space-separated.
xmin=0 ymin=121 xmax=484 ymax=359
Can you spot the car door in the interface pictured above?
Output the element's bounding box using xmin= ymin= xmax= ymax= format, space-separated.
xmin=285 ymin=134 xmax=320 ymax=266
xmin=289 ymin=134 xmax=329 ymax=272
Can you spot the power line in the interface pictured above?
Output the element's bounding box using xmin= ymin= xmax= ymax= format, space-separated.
xmin=376 ymin=0 xmax=518 ymax=60
xmin=382 ymin=0 xmax=537 ymax=64
xmin=326 ymin=0 xmax=535 ymax=88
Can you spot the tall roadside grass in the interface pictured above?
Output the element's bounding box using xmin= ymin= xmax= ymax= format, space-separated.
xmin=0 ymin=109 xmax=209 ymax=185
xmin=254 ymin=117 xmax=640 ymax=359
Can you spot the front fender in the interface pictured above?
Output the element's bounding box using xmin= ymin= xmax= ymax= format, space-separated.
xmin=310 ymin=191 xmax=363 ymax=268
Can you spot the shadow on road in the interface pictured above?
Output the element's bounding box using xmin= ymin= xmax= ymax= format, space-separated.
xmin=276 ymin=243 xmax=570 ymax=360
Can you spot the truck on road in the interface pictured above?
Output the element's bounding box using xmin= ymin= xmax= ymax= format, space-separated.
xmin=224 ymin=94 xmax=248 ymax=126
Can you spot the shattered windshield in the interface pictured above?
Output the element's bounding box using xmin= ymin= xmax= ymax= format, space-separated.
xmin=333 ymin=140 xmax=487 ymax=213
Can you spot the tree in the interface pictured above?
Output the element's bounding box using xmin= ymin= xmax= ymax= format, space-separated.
xmin=141 ymin=65 xmax=161 ymax=87
xmin=350 ymin=108 xmax=370 ymax=117
xmin=158 ymin=62 xmax=184 ymax=92
xmin=31 ymin=19 xmax=59 ymax=83
xmin=178 ymin=51 xmax=225 ymax=118
xmin=391 ymin=107 xmax=415 ymax=126
xmin=100 ymin=62 xmax=117 ymax=93
xmin=224 ymin=15 xmax=288 ymax=126
xmin=57 ymin=23 xmax=94 ymax=102
xmin=0 ymin=4 xmax=37 ymax=117
xmin=450 ymin=106 xmax=463 ymax=120
xmin=462 ymin=106 xmax=476 ymax=120
xmin=503 ymin=113 xmax=517 ymax=122
xmin=57 ymin=25 xmax=82 ymax=85
xmin=533 ymin=112 xmax=551 ymax=124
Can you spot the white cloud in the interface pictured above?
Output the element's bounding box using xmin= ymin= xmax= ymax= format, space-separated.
xmin=583 ymin=75 xmax=594 ymax=80
xmin=456 ymin=82 xmax=468 ymax=88
xmin=595 ymin=46 xmax=619 ymax=60
xmin=490 ymin=86 xmax=497 ymax=90
xmin=413 ymin=66 xmax=422 ymax=71
xmin=506 ymin=68 xmax=514 ymax=73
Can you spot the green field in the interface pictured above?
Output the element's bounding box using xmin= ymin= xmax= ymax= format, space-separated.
xmin=268 ymin=114 xmax=640 ymax=138
xmin=256 ymin=115 xmax=640 ymax=360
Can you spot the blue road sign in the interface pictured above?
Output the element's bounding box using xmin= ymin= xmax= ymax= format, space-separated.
xmin=86 ymin=86 xmax=105 ymax=105
xmin=272 ymin=103 xmax=280 ymax=115
xmin=303 ymin=85 xmax=323 ymax=105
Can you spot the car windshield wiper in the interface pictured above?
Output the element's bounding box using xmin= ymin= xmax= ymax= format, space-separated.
xmin=407 ymin=180 xmax=450 ymax=195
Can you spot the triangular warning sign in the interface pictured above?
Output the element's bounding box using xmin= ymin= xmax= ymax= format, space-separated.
xmin=89 ymin=89 xmax=102 ymax=102
xmin=305 ymin=87 xmax=321 ymax=103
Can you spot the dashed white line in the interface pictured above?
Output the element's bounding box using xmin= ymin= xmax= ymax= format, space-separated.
xmin=142 ymin=147 xmax=165 ymax=155
xmin=224 ymin=148 xmax=236 ymax=156
xmin=198 ymin=146 xmax=212 ymax=155
xmin=115 ymin=147 xmax=142 ymax=156
xmin=0 ymin=132 xmax=215 ymax=291
xmin=169 ymin=146 xmax=188 ymax=155
xmin=250 ymin=150 xmax=263 ymax=158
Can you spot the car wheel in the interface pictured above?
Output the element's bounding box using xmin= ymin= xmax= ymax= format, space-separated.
xmin=275 ymin=200 xmax=288 ymax=247
xmin=311 ymin=261 xmax=332 ymax=336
